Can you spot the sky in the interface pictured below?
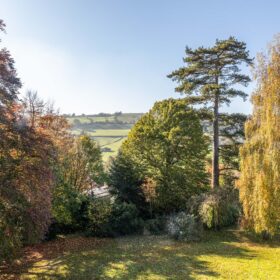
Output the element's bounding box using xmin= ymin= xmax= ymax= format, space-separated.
xmin=1 ymin=0 xmax=280 ymax=115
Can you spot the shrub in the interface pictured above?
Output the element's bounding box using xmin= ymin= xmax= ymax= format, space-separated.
xmin=108 ymin=202 xmax=144 ymax=236
xmin=51 ymin=183 xmax=83 ymax=227
xmin=200 ymin=188 xmax=240 ymax=229
xmin=186 ymin=193 xmax=207 ymax=217
xmin=0 ymin=201 xmax=24 ymax=262
xmin=86 ymin=198 xmax=112 ymax=237
xmin=49 ymin=183 xmax=92 ymax=239
xmin=145 ymin=216 xmax=166 ymax=235
xmin=86 ymin=201 xmax=144 ymax=237
xmin=167 ymin=212 xmax=203 ymax=242
xmin=199 ymin=195 xmax=219 ymax=229
xmin=45 ymin=221 xmax=70 ymax=241
xmin=187 ymin=187 xmax=240 ymax=229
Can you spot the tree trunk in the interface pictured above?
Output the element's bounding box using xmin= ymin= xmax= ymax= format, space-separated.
xmin=212 ymin=93 xmax=219 ymax=189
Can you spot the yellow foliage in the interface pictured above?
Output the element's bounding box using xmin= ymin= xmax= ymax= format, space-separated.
xmin=238 ymin=36 xmax=280 ymax=235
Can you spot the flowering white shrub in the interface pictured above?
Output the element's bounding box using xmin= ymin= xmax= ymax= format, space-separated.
xmin=167 ymin=212 xmax=203 ymax=241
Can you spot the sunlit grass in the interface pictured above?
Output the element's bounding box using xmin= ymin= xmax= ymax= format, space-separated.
xmin=5 ymin=230 xmax=280 ymax=280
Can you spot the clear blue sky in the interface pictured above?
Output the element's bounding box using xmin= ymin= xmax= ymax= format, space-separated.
xmin=1 ymin=0 xmax=280 ymax=114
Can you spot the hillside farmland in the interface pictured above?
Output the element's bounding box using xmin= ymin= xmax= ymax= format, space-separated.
xmin=66 ymin=113 xmax=143 ymax=161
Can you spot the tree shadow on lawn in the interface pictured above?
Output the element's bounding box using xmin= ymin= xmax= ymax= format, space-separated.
xmin=241 ymin=231 xmax=280 ymax=248
xmin=14 ymin=231 xmax=259 ymax=280
xmin=0 ymin=236 xmax=107 ymax=280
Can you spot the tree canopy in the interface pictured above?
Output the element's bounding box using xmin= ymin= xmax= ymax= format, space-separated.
xmin=168 ymin=37 xmax=253 ymax=188
xmin=238 ymin=37 xmax=280 ymax=236
xmin=114 ymin=98 xmax=209 ymax=213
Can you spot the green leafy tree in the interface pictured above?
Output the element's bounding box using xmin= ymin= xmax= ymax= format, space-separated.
xmin=168 ymin=37 xmax=253 ymax=188
xmin=51 ymin=182 xmax=84 ymax=226
xmin=121 ymin=99 xmax=209 ymax=213
xmin=238 ymin=37 xmax=280 ymax=236
xmin=51 ymin=135 xmax=105 ymax=231
xmin=59 ymin=135 xmax=106 ymax=192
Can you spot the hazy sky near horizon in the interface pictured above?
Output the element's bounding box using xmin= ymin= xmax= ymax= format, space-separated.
xmin=1 ymin=0 xmax=280 ymax=114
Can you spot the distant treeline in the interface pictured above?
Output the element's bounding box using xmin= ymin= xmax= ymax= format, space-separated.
xmin=73 ymin=123 xmax=133 ymax=131
xmin=64 ymin=112 xmax=143 ymax=119
xmin=66 ymin=113 xmax=144 ymax=131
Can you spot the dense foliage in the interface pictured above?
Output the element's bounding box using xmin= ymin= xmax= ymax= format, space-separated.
xmin=86 ymin=200 xmax=144 ymax=237
xmin=167 ymin=213 xmax=203 ymax=241
xmin=56 ymin=135 xmax=105 ymax=191
xmin=186 ymin=186 xmax=240 ymax=229
xmin=109 ymin=152 xmax=148 ymax=217
xmin=238 ymin=38 xmax=280 ymax=236
xmin=0 ymin=20 xmax=107 ymax=261
xmin=111 ymin=99 xmax=209 ymax=214
xmin=2 ymin=15 xmax=280 ymax=264
xmin=86 ymin=198 xmax=112 ymax=237
xmin=168 ymin=37 xmax=252 ymax=188
xmin=0 ymin=21 xmax=68 ymax=259
xmin=108 ymin=202 xmax=144 ymax=236
xmin=219 ymin=113 xmax=247 ymax=186
xmin=51 ymin=134 xmax=106 ymax=232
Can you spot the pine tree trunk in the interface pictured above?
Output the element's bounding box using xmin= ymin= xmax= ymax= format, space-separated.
xmin=212 ymin=93 xmax=219 ymax=189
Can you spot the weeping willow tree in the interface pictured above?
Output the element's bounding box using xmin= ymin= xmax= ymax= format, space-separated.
xmin=238 ymin=37 xmax=280 ymax=236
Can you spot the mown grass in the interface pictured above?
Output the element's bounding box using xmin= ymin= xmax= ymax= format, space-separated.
xmin=2 ymin=230 xmax=280 ymax=280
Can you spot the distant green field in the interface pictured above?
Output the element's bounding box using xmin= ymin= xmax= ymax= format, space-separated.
xmin=67 ymin=116 xmax=116 ymax=124
xmin=100 ymin=137 xmax=127 ymax=162
xmin=70 ymin=132 xmax=128 ymax=161
xmin=71 ymin=129 xmax=130 ymax=137
xmin=91 ymin=129 xmax=130 ymax=137
xmin=67 ymin=113 xmax=142 ymax=162
xmin=67 ymin=113 xmax=143 ymax=125
xmin=93 ymin=137 xmax=120 ymax=147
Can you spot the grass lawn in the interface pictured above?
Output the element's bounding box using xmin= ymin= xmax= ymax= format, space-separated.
xmin=2 ymin=230 xmax=280 ymax=280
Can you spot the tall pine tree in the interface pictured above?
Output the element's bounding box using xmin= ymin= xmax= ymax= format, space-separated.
xmin=238 ymin=37 xmax=280 ymax=236
xmin=168 ymin=37 xmax=252 ymax=188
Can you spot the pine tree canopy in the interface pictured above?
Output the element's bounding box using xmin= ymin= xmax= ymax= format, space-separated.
xmin=168 ymin=36 xmax=253 ymax=189
xmin=168 ymin=36 xmax=253 ymax=107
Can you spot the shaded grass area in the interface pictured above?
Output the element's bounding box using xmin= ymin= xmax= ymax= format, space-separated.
xmin=2 ymin=230 xmax=280 ymax=280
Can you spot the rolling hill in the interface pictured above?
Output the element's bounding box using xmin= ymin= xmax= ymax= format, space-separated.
xmin=66 ymin=113 xmax=143 ymax=161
